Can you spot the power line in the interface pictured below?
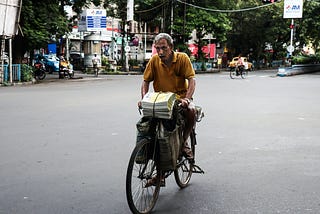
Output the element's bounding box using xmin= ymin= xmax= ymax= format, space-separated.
xmin=135 ymin=0 xmax=170 ymax=14
xmin=175 ymin=0 xmax=281 ymax=13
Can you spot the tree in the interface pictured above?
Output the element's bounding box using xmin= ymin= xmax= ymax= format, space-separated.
xmin=169 ymin=0 xmax=231 ymax=61
xmin=295 ymin=1 xmax=320 ymax=52
xmin=226 ymin=0 xmax=320 ymax=66
xmin=226 ymin=0 xmax=289 ymax=66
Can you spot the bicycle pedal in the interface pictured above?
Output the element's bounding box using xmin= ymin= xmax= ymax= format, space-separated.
xmin=192 ymin=164 xmax=205 ymax=174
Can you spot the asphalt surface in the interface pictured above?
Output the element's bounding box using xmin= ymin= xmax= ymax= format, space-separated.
xmin=1 ymin=69 xmax=320 ymax=214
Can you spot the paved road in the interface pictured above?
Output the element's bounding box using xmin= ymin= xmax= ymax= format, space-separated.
xmin=1 ymin=70 xmax=320 ymax=214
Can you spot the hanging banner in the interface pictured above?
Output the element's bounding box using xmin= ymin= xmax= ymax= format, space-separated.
xmin=188 ymin=44 xmax=216 ymax=59
xmin=283 ymin=0 xmax=303 ymax=19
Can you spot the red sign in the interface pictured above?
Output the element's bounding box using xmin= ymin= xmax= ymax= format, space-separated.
xmin=188 ymin=43 xmax=216 ymax=58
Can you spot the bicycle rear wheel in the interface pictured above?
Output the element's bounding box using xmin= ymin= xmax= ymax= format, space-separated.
xmin=126 ymin=138 xmax=161 ymax=214
xmin=174 ymin=131 xmax=195 ymax=188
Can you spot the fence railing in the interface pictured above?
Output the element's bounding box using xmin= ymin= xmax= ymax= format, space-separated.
xmin=1 ymin=64 xmax=21 ymax=82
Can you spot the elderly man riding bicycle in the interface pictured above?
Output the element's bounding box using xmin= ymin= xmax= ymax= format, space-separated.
xmin=138 ymin=32 xmax=196 ymax=162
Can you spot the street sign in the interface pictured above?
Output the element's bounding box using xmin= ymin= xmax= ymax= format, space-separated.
xmin=287 ymin=45 xmax=294 ymax=53
xmin=125 ymin=46 xmax=131 ymax=52
xmin=283 ymin=0 xmax=303 ymax=19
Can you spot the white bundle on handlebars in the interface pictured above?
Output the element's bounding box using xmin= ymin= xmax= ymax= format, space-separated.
xmin=141 ymin=92 xmax=177 ymax=119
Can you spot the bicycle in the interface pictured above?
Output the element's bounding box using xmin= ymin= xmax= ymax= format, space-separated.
xmin=93 ymin=64 xmax=99 ymax=77
xmin=126 ymin=98 xmax=204 ymax=214
xmin=230 ymin=65 xmax=248 ymax=79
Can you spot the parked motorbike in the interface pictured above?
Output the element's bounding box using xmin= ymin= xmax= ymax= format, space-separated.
xmin=59 ymin=60 xmax=74 ymax=79
xmin=33 ymin=61 xmax=46 ymax=80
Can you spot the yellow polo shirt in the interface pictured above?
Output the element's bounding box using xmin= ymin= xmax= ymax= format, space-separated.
xmin=143 ymin=52 xmax=195 ymax=98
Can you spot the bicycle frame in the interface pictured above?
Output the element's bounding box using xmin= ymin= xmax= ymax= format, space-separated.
xmin=230 ymin=65 xmax=248 ymax=79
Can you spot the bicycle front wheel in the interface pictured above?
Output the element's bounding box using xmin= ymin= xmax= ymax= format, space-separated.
xmin=174 ymin=131 xmax=195 ymax=188
xmin=230 ymin=68 xmax=236 ymax=79
xmin=126 ymin=138 xmax=161 ymax=214
xmin=241 ymin=70 xmax=248 ymax=79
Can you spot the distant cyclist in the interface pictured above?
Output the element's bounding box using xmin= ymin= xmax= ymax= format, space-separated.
xmin=92 ymin=53 xmax=100 ymax=76
xmin=236 ymin=54 xmax=244 ymax=75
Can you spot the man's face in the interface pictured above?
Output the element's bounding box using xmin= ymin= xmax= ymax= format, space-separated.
xmin=155 ymin=38 xmax=172 ymax=61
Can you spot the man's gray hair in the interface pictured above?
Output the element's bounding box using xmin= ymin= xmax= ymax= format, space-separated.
xmin=154 ymin=33 xmax=173 ymax=46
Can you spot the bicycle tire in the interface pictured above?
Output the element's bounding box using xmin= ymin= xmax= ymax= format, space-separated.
xmin=38 ymin=70 xmax=46 ymax=80
xmin=241 ymin=70 xmax=248 ymax=79
xmin=229 ymin=68 xmax=236 ymax=79
xmin=126 ymin=138 xmax=161 ymax=214
xmin=174 ymin=131 xmax=195 ymax=188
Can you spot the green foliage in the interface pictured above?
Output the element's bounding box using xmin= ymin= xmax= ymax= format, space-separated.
xmin=226 ymin=1 xmax=288 ymax=62
xmin=171 ymin=1 xmax=231 ymax=60
xmin=129 ymin=59 xmax=139 ymax=66
xmin=295 ymin=1 xmax=320 ymax=52
xmin=101 ymin=56 xmax=109 ymax=66
xmin=226 ymin=1 xmax=320 ymax=62
xmin=175 ymin=44 xmax=191 ymax=55
xmin=13 ymin=0 xmax=74 ymax=63
xmin=20 ymin=64 xmax=34 ymax=82
xmin=292 ymin=54 xmax=320 ymax=65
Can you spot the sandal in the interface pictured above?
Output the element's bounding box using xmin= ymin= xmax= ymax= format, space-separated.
xmin=182 ymin=144 xmax=194 ymax=162
xmin=145 ymin=176 xmax=165 ymax=188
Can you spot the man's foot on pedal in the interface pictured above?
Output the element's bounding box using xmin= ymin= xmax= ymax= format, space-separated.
xmin=182 ymin=144 xmax=194 ymax=163
xmin=145 ymin=176 xmax=165 ymax=188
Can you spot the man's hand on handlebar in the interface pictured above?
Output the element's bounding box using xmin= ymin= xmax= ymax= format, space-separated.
xmin=179 ymin=98 xmax=191 ymax=108
xmin=138 ymin=101 xmax=142 ymax=109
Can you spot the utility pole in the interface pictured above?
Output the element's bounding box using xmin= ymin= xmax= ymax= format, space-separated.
xmin=126 ymin=0 xmax=134 ymax=71
xmin=283 ymin=0 xmax=304 ymax=57
xmin=183 ymin=0 xmax=186 ymax=43
xmin=170 ymin=0 xmax=173 ymax=35
xmin=288 ymin=18 xmax=294 ymax=57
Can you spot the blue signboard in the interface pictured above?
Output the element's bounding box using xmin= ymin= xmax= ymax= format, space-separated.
xmin=48 ymin=43 xmax=56 ymax=54
xmin=78 ymin=9 xmax=107 ymax=32
xmin=87 ymin=16 xmax=107 ymax=29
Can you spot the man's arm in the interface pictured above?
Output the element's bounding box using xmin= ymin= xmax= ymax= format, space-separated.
xmin=185 ymin=78 xmax=196 ymax=99
xmin=138 ymin=80 xmax=150 ymax=108
xmin=141 ymin=80 xmax=150 ymax=99
xmin=180 ymin=77 xmax=195 ymax=108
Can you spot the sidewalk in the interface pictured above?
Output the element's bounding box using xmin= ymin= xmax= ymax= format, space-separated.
xmin=0 ymin=70 xmax=143 ymax=86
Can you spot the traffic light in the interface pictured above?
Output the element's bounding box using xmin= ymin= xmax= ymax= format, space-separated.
xmin=262 ymin=0 xmax=279 ymax=3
